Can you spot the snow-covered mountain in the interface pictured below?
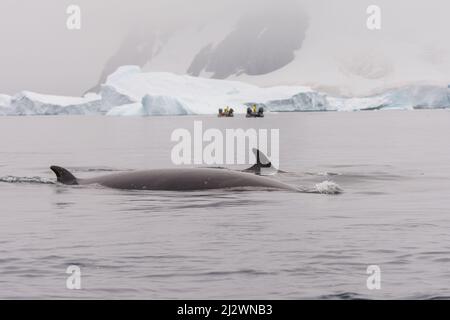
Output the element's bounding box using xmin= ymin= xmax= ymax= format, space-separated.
xmin=2 ymin=0 xmax=449 ymax=98
xmin=89 ymin=1 xmax=450 ymax=98
xmin=92 ymin=1 xmax=310 ymax=91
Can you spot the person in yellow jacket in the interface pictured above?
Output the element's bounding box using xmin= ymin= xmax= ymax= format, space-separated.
xmin=224 ymin=106 xmax=229 ymax=115
xmin=252 ymin=104 xmax=257 ymax=113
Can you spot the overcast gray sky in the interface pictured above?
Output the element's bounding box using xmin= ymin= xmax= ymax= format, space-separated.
xmin=0 ymin=0 xmax=448 ymax=95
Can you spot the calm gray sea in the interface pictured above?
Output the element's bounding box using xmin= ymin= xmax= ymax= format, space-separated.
xmin=1 ymin=111 xmax=450 ymax=299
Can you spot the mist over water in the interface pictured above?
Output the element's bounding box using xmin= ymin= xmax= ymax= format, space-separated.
xmin=1 ymin=112 xmax=450 ymax=299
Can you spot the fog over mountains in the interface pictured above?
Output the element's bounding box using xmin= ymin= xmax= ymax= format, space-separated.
xmin=90 ymin=1 xmax=308 ymax=91
xmin=0 ymin=0 xmax=449 ymax=97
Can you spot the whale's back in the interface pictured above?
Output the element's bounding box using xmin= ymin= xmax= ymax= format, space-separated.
xmin=79 ymin=168 xmax=295 ymax=191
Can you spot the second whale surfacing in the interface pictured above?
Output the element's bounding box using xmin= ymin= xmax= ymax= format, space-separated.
xmin=50 ymin=149 xmax=299 ymax=192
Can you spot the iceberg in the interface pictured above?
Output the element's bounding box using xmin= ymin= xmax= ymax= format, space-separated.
xmin=99 ymin=85 xmax=136 ymax=109
xmin=8 ymin=91 xmax=104 ymax=116
xmin=105 ymin=102 xmax=144 ymax=116
xmin=0 ymin=94 xmax=12 ymax=115
xmin=381 ymin=85 xmax=450 ymax=110
xmin=255 ymin=92 xmax=332 ymax=112
xmin=328 ymin=85 xmax=450 ymax=111
xmin=103 ymin=66 xmax=323 ymax=114
xmin=0 ymin=65 xmax=449 ymax=116
xmin=107 ymin=95 xmax=192 ymax=116
xmin=102 ymin=66 xmax=450 ymax=114
xmin=141 ymin=95 xmax=192 ymax=116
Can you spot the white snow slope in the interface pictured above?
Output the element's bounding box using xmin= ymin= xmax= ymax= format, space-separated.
xmin=0 ymin=66 xmax=449 ymax=116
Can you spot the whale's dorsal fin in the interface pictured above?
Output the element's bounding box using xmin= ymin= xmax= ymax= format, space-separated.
xmin=50 ymin=166 xmax=78 ymax=185
xmin=255 ymin=148 xmax=272 ymax=168
xmin=243 ymin=148 xmax=274 ymax=174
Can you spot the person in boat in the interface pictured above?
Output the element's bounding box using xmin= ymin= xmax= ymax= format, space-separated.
xmin=219 ymin=106 xmax=234 ymax=117
xmin=246 ymin=104 xmax=264 ymax=117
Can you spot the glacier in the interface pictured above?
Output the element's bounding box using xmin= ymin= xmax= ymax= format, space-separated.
xmin=0 ymin=66 xmax=449 ymax=116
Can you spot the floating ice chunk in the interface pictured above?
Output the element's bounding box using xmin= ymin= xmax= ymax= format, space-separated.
xmin=329 ymin=85 xmax=450 ymax=111
xmin=8 ymin=91 xmax=103 ymax=116
xmin=382 ymin=85 xmax=450 ymax=109
xmin=0 ymin=94 xmax=12 ymax=115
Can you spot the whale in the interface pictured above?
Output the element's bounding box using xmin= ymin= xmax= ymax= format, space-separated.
xmin=50 ymin=149 xmax=298 ymax=192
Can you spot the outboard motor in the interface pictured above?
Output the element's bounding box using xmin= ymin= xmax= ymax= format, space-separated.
xmin=258 ymin=107 xmax=264 ymax=117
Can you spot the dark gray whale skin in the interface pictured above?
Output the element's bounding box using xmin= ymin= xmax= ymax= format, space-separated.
xmin=50 ymin=149 xmax=297 ymax=191
xmin=50 ymin=167 xmax=298 ymax=192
